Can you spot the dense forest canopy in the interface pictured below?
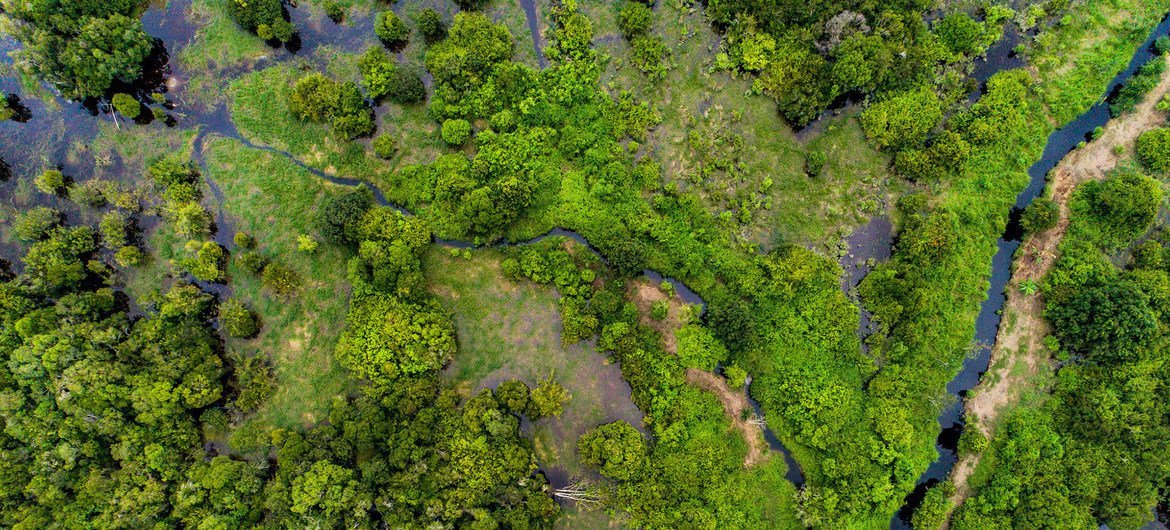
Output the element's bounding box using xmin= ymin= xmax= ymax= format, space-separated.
xmin=1 ymin=0 xmax=1169 ymax=528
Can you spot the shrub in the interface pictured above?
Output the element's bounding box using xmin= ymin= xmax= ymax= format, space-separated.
xmin=861 ymin=88 xmax=943 ymax=150
xmin=261 ymin=261 xmax=301 ymax=296
xmin=322 ymin=0 xmax=344 ymax=22
xmin=237 ymin=251 xmax=267 ymax=274
xmin=676 ymin=324 xmax=729 ymax=371
xmin=1110 ymin=58 xmax=1165 ymax=117
xmin=14 ymin=207 xmax=61 ymax=242
xmin=335 ymin=294 xmax=456 ymax=383
xmin=288 ymin=73 xmax=340 ymax=122
xmin=234 ymin=231 xmax=256 ymax=249
xmin=68 ymin=180 xmax=107 ymax=208
xmin=114 ymin=245 xmax=146 ymax=267
xmin=315 ymin=187 xmax=374 ymax=244
xmin=415 ymin=8 xmax=447 ymax=42
xmin=35 ymin=169 xmax=66 ymax=194
xmin=494 ymin=379 xmax=530 ymax=415
xmin=375 ymin=11 xmax=409 ymax=47
xmin=99 ymin=211 xmax=129 ymax=249
xmin=233 ymin=355 xmax=275 ymax=412
xmin=630 ymin=35 xmax=669 ymax=79
xmin=1136 ymin=127 xmax=1170 ymax=172
xmin=330 ymin=82 xmax=375 ymax=139
xmin=1157 ymin=35 xmax=1170 ymax=55
xmin=724 ymin=364 xmax=748 ymax=389
xmin=957 ymin=427 xmax=989 ymax=456
xmin=372 ymin=134 xmax=398 ymax=159
xmin=528 ymin=377 xmax=569 ymax=419
xmin=219 ymin=298 xmax=260 ymax=338
xmin=805 ymin=149 xmax=827 ymax=177
xmin=441 ymin=118 xmax=472 ymax=145
xmin=578 ymin=421 xmax=645 ymax=480
xmin=111 ymin=93 xmax=140 ymax=119
xmin=171 ymin=202 xmax=212 ymax=239
xmin=934 ymin=13 xmax=984 ymax=56
xmin=297 ymin=235 xmax=319 ymax=253
xmin=1020 ymin=197 xmax=1059 ymax=235
xmin=182 ymin=241 xmax=226 ymax=282
xmin=617 ymin=2 xmax=652 ymax=39
xmin=650 ymin=299 xmax=669 ymax=320
xmin=226 ymin=0 xmax=291 ymax=41
xmin=359 ymin=48 xmax=426 ymax=104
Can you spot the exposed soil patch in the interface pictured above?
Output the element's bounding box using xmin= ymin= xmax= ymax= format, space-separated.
xmin=684 ymin=368 xmax=770 ymax=468
xmin=947 ymin=54 xmax=1170 ymax=518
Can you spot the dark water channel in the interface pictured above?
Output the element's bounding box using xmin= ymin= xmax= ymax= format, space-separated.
xmin=891 ymin=11 xmax=1170 ymax=529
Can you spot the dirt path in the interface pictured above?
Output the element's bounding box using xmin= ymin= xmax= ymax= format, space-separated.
xmin=946 ymin=55 xmax=1170 ymax=520
xmin=684 ymin=368 xmax=770 ymax=467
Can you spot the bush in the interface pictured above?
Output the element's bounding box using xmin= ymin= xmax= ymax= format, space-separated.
xmin=934 ymin=13 xmax=984 ymax=56
xmin=68 ymin=180 xmax=107 ymax=208
xmin=630 ymin=35 xmax=669 ymax=79
xmin=375 ymin=11 xmax=409 ymax=47
xmin=182 ymin=241 xmax=226 ymax=282
xmin=330 ymin=82 xmax=375 ymax=139
xmin=724 ymin=364 xmax=748 ymax=389
xmin=297 ymin=235 xmax=319 ymax=253
xmin=234 ymin=231 xmax=256 ymax=249
xmin=315 ymin=187 xmax=374 ymax=244
xmin=650 ymin=299 xmax=668 ymax=320
xmin=233 ymin=355 xmax=275 ymax=412
xmin=219 ymin=298 xmax=260 ymax=338
xmin=237 ymin=251 xmax=267 ymax=274
xmin=288 ymin=73 xmax=340 ymax=122
xmin=111 ymin=93 xmax=140 ymax=119
xmin=359 ymin=48 xmax=426 ymax=104
xmin=335 ymin=294 xmax=456 ymax=383
xmin=322 ymin=0 xmax=344 ymax=22
xmin=226 ymin=0 xmax=291 ymax=40
xmin=114 ymin=245 xmax=146 ymax=267
xmin=861 ymin=88 xmax=943 ymax=151
xmin=1156 ymin=35 xmax=1170 ymax=55
xmin=261 ymin=261 xmax=301 ymax=296
xmin=1110 ymin=58 xmax=1165 ymax=117
xmin=494 ymin=379 xmax=530 ymax=415
xmin=805 ymin=149 xmax=827 ymax=177
xmin=35 ymin=169 xmax=66 ymax=195
xmin=578 ymin=421 xmax=645 ymax=480
xmin=441 ymin=118 xmax=472 ymax=145
xmin=617 ymin=2 xmax=652 ymax=39
xmin=99 ymin=211 xmax=129 ymax=249
xmin=676 ymin=324 xmax=729 ymax=371
xmin=415 ymin=8 xmax=447 ymax=42
xmin=372 ymin=134 xmax=398 ymax=159
xmin=1136 ymin=127 xmax=1170 ymax=172
xmin=1020 ymin=197 xmax=1059 ymax=235
xmin=14 ymin=207 xmax=61 ymax=242
xmin=528 ymin=377 xmax=569 ymax=419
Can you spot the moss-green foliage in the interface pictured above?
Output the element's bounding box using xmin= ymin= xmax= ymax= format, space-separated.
xmin=578 ymin=420 xmax=646 ymax=480
xmin=372 ymin=134 xmax=398 ymax=159
xmin=335 ymin=292 xmax=456 ymax=382
xmin=676 ymin=323 xmax=728 ymax=370
xmin=219 ymin=298 xmax=261 ymax=338
xmin=288 ymin=73 xmax=375 ymax=140
xmin=375 ymin=10 xmax=410 ymax=47
xmin=13 ymin=207 xmax=62 ymax=243
xmin=440 ymin=118 xmax=471 ymax=145
xmin=617 ymin=2 xmax=652 ymax=39
xmin=414 ymin=8 xmax=447 ymax=42
xmin=1067 ymin=169 xmax=1163 ymax=248
xmin=226 ymin=0 xmax=294 ymax=41
xmin=180 ymin=240 xmax=227 ymax=281
xmin=112 ymin=92 xmax=140 ymax=119
xmin=3 ymin=7 xmax=154 ymax=99
xmin=913 ymin=481 xmax=956 ymax=530
xmin=861 ymin=87 xmax=943 ymax=151
xmin=359 ymin=47 xmax=425 ymax=104
xmin=34 ymin=169 xmax=66 ymax=195
xmin=1136 ymin=126 xmax=1170 ymax=172
xmin=1021 ymin=196 xmax=1060 ymax=235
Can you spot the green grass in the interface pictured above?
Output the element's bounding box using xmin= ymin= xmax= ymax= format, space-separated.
xmin=582 ymin=0 xmax=893 ymax=250
xmin=423 ymin=247 xmax=644 ymax=478
xmin=178 ymin=0 xmax=274 ymax=108
xmin=200 ymin=135 xmax=354 ymax=428
xmin=1031 ymin=0 xmax=1170 ymax=123
xmin=423 ymin=246 xmax=644 ymax=527
xmin=228 ymin=63 xmax=444 ymax=191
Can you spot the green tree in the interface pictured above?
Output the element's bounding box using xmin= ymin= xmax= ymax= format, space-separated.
xmin=441 ymin=118 xmax=472 ymax=145
xmin=414 ymin=8 xmax=447 ymax=42
xmin=290 ymin=461 xmax=369 ymax=527
xmin=219 ymin=298 xmax=260 ymax=338
xmin=861 ymin=88 xmax=943 ymax=151
xmin=375 ymin=11 xmax=410 ymax=47
xmin=618 ymin=2 xmax=653 ymax=39
xmin=1136 ymin=127 xmax=1170 ymax=172
xmin=528 ymin=377 xmax=569 ymax=418
xmin=1021 ymin=197 xmax=1060 ymax=235
xmin=112 ymin=92 xmax=140 ymax=119
xmin=335 ymin=294 xmax=456 ymax=384
xmin=13 ymin=207 xmax=62 ymax=242
xmin=34 ymin=169 xmax=66 ymax=194
xmin=578 ymin=421 xmax=645 ymax=480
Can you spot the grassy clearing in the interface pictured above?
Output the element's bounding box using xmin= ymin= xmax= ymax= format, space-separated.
xmin=228 ymin=63 xmax=445 ymax=190
xmin=200 ymin=135 xmax=354 ymax=428
xmin=581 ymin=0 xmax=893 ymax=250
xmin=423 ymin=246 xmax=645 ymax=527
xmin=1031 ymin=0 xmax=1170 ymax=123
xmin=423 ymin=247 xmax=644 ymax=479
xmin=178 ymin=0 xmax=274 ymax=107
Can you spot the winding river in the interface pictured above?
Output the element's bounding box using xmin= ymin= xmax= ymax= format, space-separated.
xmin=4 ymin=1 xmax=1170 ymax=525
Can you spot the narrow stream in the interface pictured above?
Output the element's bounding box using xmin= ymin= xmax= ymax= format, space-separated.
xmin=891 ymin=11 xmax=1170 ymax=528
